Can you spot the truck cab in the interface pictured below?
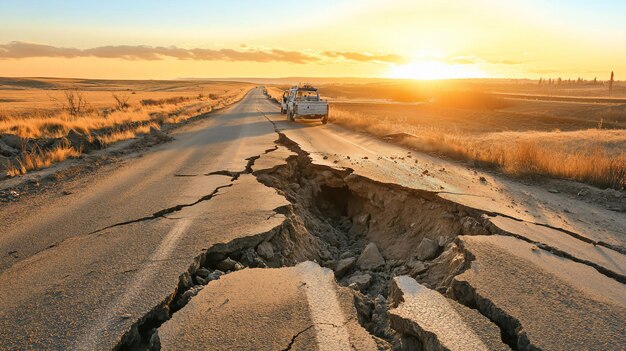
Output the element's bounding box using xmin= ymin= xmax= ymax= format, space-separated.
xmin=280 ymin=86 xmax=296 ymax=115
xmin=284 ymin=85 xmax=329 ymax=124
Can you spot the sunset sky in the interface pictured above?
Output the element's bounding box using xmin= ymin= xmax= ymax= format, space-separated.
xmin=1 ymin=0 xmax=625 ymax=80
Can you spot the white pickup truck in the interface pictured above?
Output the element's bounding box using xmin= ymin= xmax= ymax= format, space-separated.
xmin=281 ymin=85 xmax=329 ymax=124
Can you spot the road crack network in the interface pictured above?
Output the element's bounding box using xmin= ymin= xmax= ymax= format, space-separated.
xmin=88 ymin=184 xmax=233 ymax=235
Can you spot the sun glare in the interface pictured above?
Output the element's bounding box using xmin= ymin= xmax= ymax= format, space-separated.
xmin=387 ymin=60 xmax=487 ymax=80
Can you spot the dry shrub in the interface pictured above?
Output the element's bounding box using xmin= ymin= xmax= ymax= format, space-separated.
xmin=6 ymin=141 xmax=80 ymax=177
xmin=95 ymin=123 xmax=159 ymax=146
xmin=96 ymin=129 xmax=137 ymax=146
xmin=112 ymin=92 xmax=131 ymax=111
xmin=50 ymin=89 xmax=90 ymax=117
xmin=0 ymin=93 xmax=229 ymax=139
xmin=0 ymin=109 xmax=152 ymax=139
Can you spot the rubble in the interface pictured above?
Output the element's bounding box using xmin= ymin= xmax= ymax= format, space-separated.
xmin=416 ymin=238 xmax=439 ymax=261
xmin=43 ymin=122 xmax=622 ymax=351
xmin=356 ymin=243 xmax=385 ymax=270
xmin=334 ymin=257 xmax=356 ymax=278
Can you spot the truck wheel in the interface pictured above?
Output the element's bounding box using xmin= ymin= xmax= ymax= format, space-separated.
xmin=321 ymin=115 xmax=328 ymax=124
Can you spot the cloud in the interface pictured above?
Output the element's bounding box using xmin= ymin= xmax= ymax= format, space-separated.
xmin=446 ymin=55 xmax=522 ymax=65
xmin=323 ymin=50 xmax=406 ymax=64
xmin=0 ymin=41 xmax=83 ymax=59
xmin=0 ymin=41 xmax=402 ymax=65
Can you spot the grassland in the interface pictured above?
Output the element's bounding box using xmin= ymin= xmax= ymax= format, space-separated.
xmin=268 ymin=81 xmax=626 ymax=189
xmin=267 ymin=78 xmax=626 ymax=102
xmin=0 ymin=78 xmax=254 ymax=176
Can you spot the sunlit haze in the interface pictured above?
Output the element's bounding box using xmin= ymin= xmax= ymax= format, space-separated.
xmin=1 ymin=0 xmax=625 ymax=79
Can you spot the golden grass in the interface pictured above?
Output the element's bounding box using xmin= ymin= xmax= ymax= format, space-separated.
xmin=0 ymin=87 xmax=251 ymax=139
xmin=266 ymin=87 xmax=284 ymax=103
xmin=0 ymin=109 xmax=151 ymax=138
xmin=0 ymin=79 xmax=255 ymax=113
xmin=1 ymin=81 xmax=253 ymax=177
xmin=6 ymin=141 xmax=80 ymax=177
xmin=330 ymin=107 xmax=626 ymax=189
xmin=95 ymin=123 xmax=162 ymax=146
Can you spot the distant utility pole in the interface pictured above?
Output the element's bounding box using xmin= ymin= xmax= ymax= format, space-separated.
xmin=609 ymin=71 xmax=615 ymax=95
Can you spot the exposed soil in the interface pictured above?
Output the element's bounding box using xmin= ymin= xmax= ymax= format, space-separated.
xmin=110 ymin=129 xmax=522 ymax=350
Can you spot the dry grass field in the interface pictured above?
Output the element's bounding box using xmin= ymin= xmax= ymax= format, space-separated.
xmin=268 ymin=81 xmax=626 ymax=189
xmin=268 ymin=78 xmax=626 ymax=102
xmin=0 ymin=78 xmax=254 ymax=176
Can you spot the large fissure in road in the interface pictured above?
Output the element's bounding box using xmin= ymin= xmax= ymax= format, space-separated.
xmin=114 ymin=128 xmax=619 ymax=351
xmin=254 ymin=134 xmax=508 ymax=349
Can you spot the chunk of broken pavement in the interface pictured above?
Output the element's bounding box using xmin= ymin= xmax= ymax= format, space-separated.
xmin=388 ymin=276 xmax=509 ymax=351
xmin=461 ymin=216 xmax=489 ymax=235
xmin=438 ymin=235 xmax=450 ymax=247
xmin=347 ymin=273 xmax=372 ymax=291
xmin=416 ymin=238 xmax=439 ymax=261
xmin=256 ymin=241 xmax=274 ymax=259
xmin=357 ymin=243 xmax=385 ymax=270
xmin=334 ymin=257 xmax=356 ymax=278
xmin=196 ymin=267 xmax=211 ymax=278
xmin=206 ymin=270 xmax=224 ymax=281
xmin=215 ymin=258 xmax=243 ymax=272
xmin=410 ymin=261 xmax=427 ymax=276
xmin=176 ymin=285 xmax=204 ymax=309
xmin=340 ymin=251 xmax=354 ymax=259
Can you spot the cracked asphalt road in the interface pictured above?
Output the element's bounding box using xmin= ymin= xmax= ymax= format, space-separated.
xmin=157 ymin=262 xmax=379 ymax=351
xmin=0 ymin=87 xmax=624 ymax=350
xmin=0 ymin=88 xmax=292 ymax=350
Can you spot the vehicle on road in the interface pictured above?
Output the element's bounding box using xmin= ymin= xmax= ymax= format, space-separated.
xmin=279 ymin=86 xmax=294 ymax=114
xmin=282 ymin=84 xmax=329 ymax=124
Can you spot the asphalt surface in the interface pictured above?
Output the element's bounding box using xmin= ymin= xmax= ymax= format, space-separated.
xmin=157 ymin=262 xmax=379 ymax=351
xmin=388 ymin=276 xmax=508 ymax=351
xmin=0 ymin=87 xmax=624 ymax=350
xmin=455 ymin=235 xmax=626 ymax=350
xmin=0 ymin=89 xmax=288 ymax=349
xmin=263 ymin=103 xmax=625 ymax=249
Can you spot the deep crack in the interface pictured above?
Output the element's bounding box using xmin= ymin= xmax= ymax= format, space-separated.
xmin=486 ymin=221 xmax=626 ymax=283
xmin=113 ymin=108 xmax=624 ymax=351
xmin=491 ymin=211 xmax=625 ymax=255
xmin=204 ymin=153 xmax=264 ymax=181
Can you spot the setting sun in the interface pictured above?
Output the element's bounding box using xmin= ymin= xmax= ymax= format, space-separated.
xmin=387 ymin=60 xmax=487 ymax=80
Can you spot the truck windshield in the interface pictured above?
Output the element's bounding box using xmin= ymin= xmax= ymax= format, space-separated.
xmin=296 ymin=91 xmax=320 ymax=101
